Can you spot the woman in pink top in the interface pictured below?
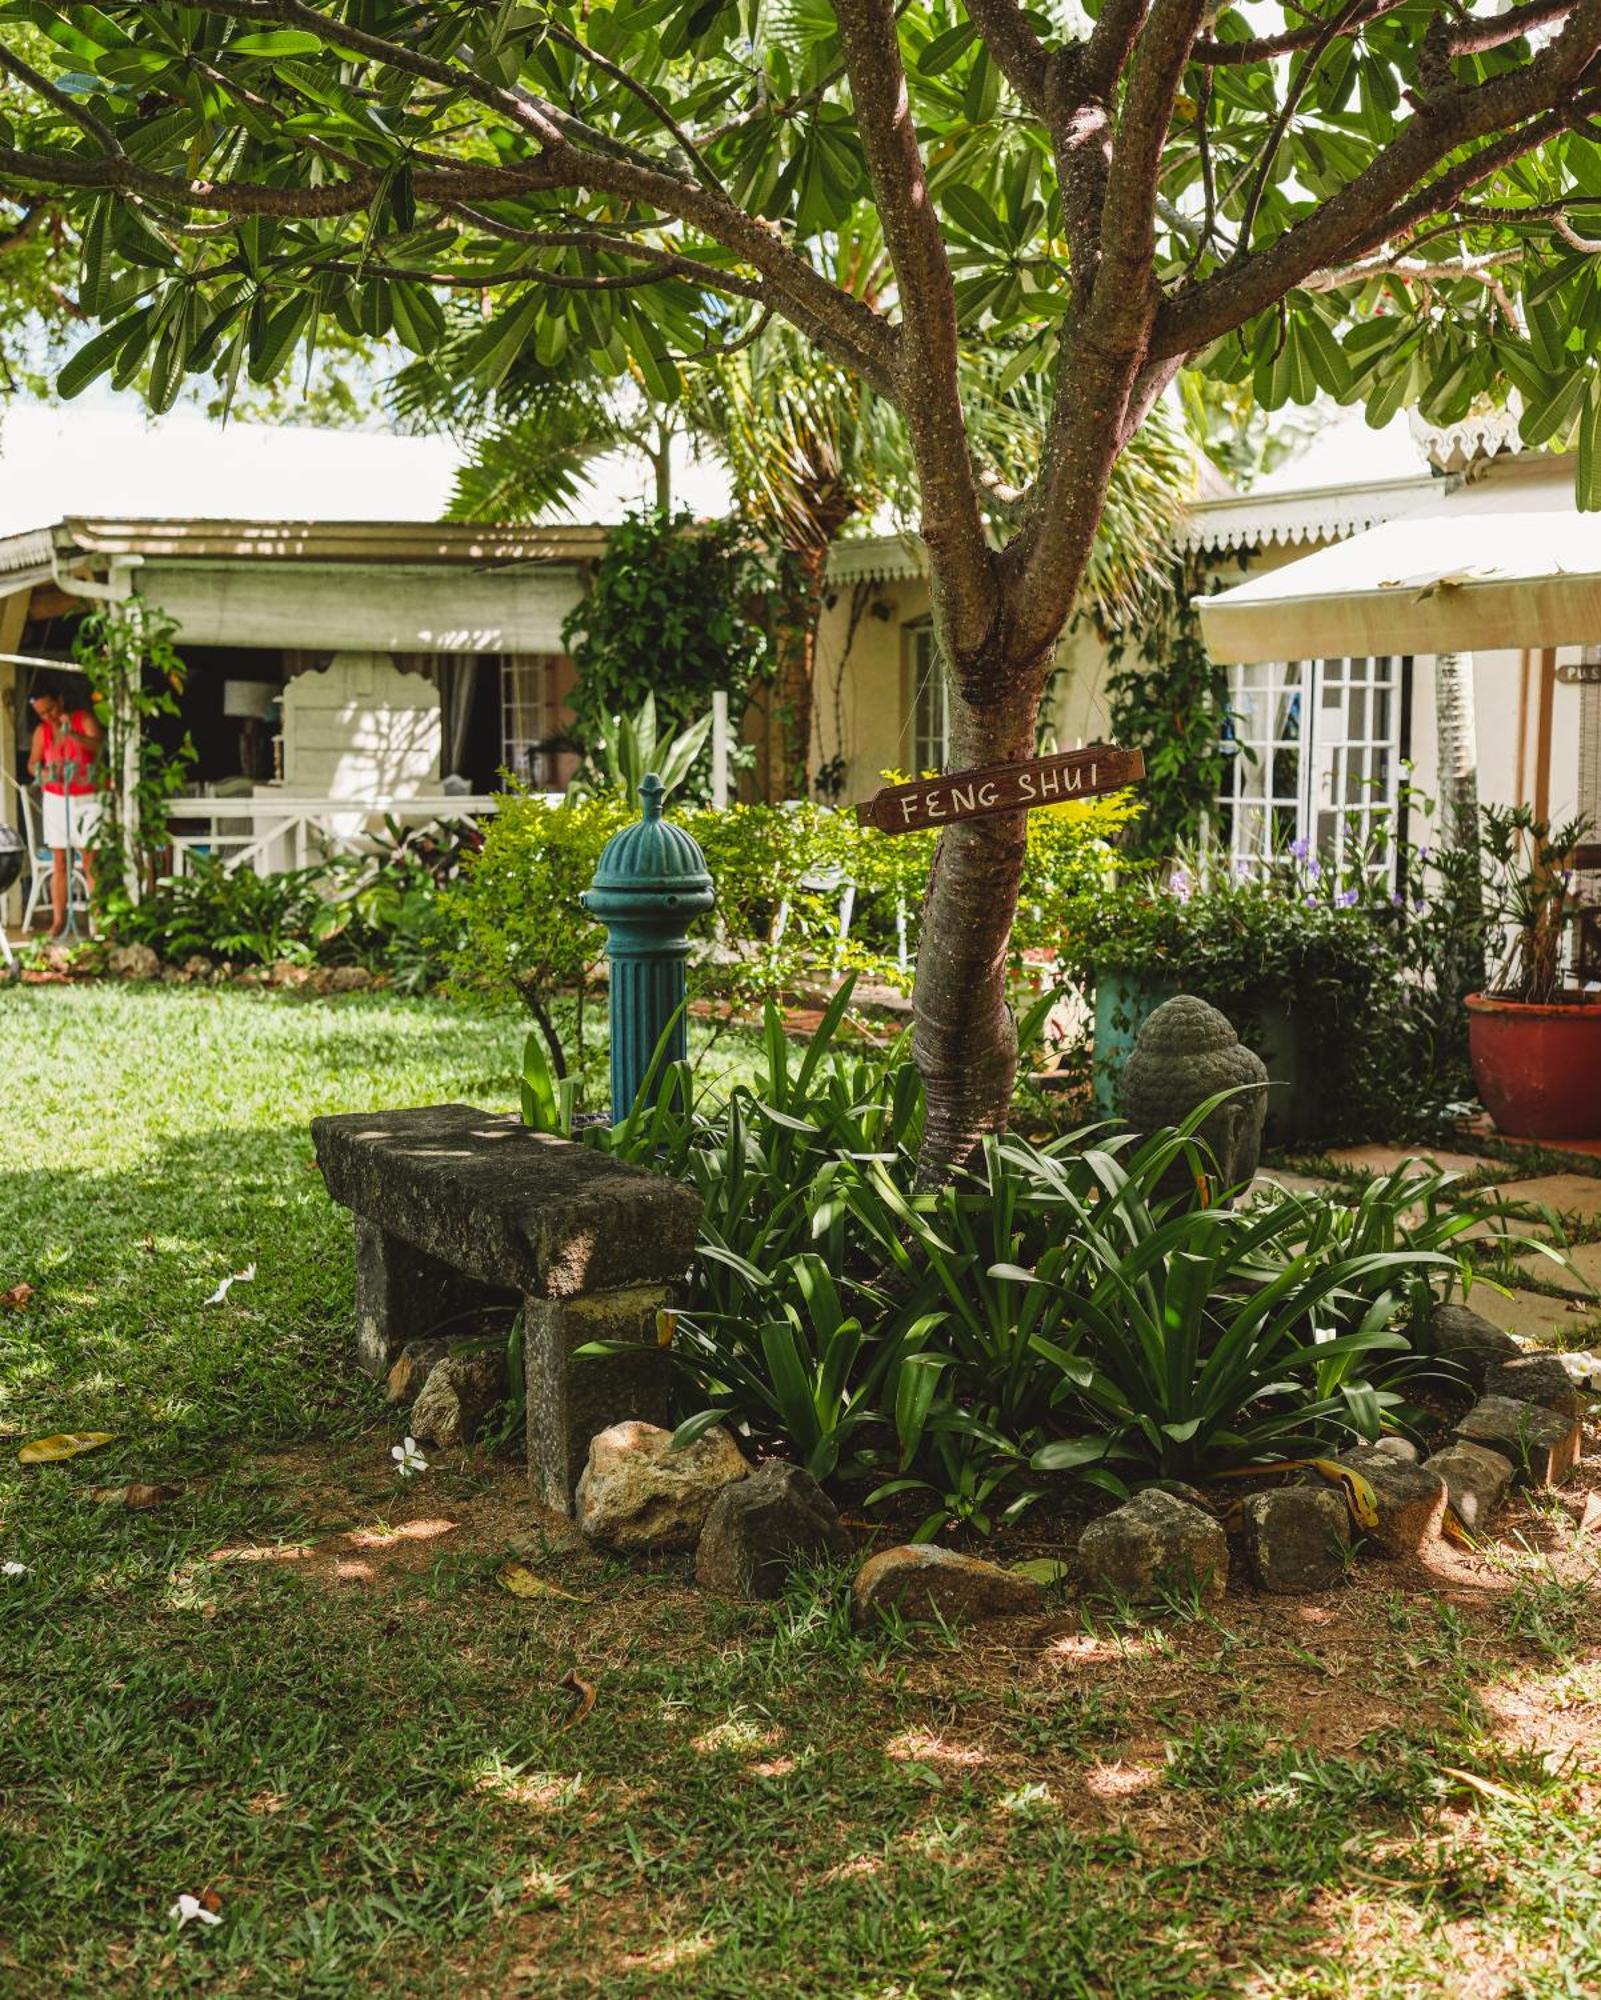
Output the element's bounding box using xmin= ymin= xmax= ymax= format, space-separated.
xmin=28 ymin=690 xmax=104 ymax=936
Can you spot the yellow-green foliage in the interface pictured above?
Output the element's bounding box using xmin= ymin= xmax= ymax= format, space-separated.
xmin=443 ymin=785 xmax=1141 ymax=1018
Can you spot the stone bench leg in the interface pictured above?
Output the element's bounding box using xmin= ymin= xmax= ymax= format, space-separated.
xmin=524 ymin=1285 xmax=674 ymax=1513
xmin=353 ymin=1217 xmax=516 ymax=1379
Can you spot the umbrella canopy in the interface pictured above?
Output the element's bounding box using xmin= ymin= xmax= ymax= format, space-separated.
xmin=1197 ymin=507 xmax=1601 ymax=664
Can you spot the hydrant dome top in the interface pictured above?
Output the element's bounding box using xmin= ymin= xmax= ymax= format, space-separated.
xmin=585 ymin=773 xmax=714 ymax=898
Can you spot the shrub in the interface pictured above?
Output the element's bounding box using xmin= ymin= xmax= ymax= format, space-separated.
xmin=1058 ymin=850 xmax=1451 ymax=1140
xmin=572 ymin=980 xmax=1480 ymax=1539
xmin=442 ymin=784 xmax=1142 ymax=1062
xmin=560 ymin=509 xmax=775 ymax=796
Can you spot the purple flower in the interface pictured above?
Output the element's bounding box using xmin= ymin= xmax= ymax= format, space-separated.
xmin=1306 ymin=857 xmax=1321 ymax=881
xmin=1337 ymin=887 xmax=1359 ymax=907
xmin=1391 ymin=891 xmax=1404 ymax=907
xmin=1289 ymin=837 xmax=1310 ymax=862
xmin=1171 ymin=867 xmax=1193 ymax=903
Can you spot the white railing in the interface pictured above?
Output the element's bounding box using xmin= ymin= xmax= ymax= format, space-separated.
xmin=164 ymin=793 xmax=554 ymax=876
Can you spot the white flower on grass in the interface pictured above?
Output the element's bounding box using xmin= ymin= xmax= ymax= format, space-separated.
xmin=202 ymin=1263 xmax=256 ymax=1307
xmin=392 ymin=1436 xmax=428 ymax=1478
xmin=168 ymin=1894 xmax=222 ymax=1929
xmin=2 ymin=1560 xmax=27 ymax=1578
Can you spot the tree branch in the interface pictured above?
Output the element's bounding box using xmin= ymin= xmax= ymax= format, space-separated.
xmin=545 ymin=24 xmax=727 ymax=196
xmin=833 ymin=0 xmax=995 ymax=658
xmin=1152 ymin=4 xmax=1601 ymax=359
xmin=0 ymin=42 xmax=122 ymax=156
xmin=1193 ymin=0 xmax=1409 ymax=66
xmin=961 ymin=0 xmax=1051 ymax=114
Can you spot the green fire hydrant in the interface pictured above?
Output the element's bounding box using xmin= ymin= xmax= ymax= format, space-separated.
xmin=581 ymin=773 xmax=715 ymax=1119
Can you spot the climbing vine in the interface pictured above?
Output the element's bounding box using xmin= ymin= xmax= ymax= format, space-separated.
xmin=74 ymin=598 xmax=193 ymax=913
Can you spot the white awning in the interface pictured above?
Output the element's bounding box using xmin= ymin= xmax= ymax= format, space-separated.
xmin=1197 ymin=509 xmax=1601 ymax=663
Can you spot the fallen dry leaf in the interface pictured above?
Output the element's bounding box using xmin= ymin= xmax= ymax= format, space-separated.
xmin=498 ymin=1560 xmax=585 ymax=1603
xmin=558 ymin=1669 xmax=597 ymax=1732
xmin=88 ymin=1482 xmax=183 ymax=1512
xmin=1440 ymin=1766 xmax=1527 ymax=1809
xmin=2 ymin=1282 xmax=34 ymax=1311
xmin=18 ymin=1432 xmax=118 ymax=1465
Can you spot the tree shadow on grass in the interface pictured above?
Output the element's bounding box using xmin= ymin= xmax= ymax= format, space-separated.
xmin=0 ymin=1120 xmax=375 ymax=1456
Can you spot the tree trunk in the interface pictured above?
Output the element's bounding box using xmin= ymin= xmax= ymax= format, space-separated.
xmin=772 ymin=541 xmax=828 ymax=798
xmin=912 ymin=671 xmax=1043 ymax=1183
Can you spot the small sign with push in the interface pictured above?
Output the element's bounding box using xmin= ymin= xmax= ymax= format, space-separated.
xmin=854 ymin=744 xmax=1145 ymax=834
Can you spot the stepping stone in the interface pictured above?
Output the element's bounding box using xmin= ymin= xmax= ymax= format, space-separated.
xmin=1488 ymin=1173 xmax=1601 ymax=1224
xmin=1324 ymin=1144 xmax=1486 ymax=1178
xmin=1511 ymin=1238 xmax=1601 ymax=1297
xmin=1247 ymin=1169 xmax=1338 ymax=1200
xmin=1425 ymin=1442 xmax=1513 ymax=1531
xmin=1454 ymin=1397 xmax=1582 ymax=1487
xmin=1457 ymin=1287 xmax=1600 ymax=1343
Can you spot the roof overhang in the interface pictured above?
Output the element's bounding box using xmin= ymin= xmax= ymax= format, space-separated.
xmin=1197 ymin=509 xmax=1601 ymax=663
xmin=49 ymin=516 xmax=612 ymax=566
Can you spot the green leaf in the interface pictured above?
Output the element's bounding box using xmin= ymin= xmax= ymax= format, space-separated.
xmin=229 ymin=29 xmax=326 ymax=56
xmin=56 ymin=312 xmax=140 ymax=399
xmin=1579 ymin=374 xmax=1601 ymax=513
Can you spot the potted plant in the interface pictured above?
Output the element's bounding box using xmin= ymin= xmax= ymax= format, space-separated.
xmin=1467 ymin=804 xmax=1601 ymax=1139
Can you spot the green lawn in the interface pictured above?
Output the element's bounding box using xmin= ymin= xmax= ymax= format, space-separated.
xmin=3 ymin=985 xmax=1601 ymax=1997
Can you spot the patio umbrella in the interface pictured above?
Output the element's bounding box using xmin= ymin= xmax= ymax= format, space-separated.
xmin=1196 ymin=508 xmax=1601 ymax=664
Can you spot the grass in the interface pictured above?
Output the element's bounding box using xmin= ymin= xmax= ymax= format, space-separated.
xmin=3 ymin=985 xmax=1601 ymax=1997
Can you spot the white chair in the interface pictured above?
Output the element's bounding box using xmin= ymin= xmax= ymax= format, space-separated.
xmin=3 ymin=772 xmax=90 ymax=934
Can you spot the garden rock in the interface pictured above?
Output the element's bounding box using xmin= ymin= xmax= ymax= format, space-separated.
xmin=1117 ymin=995 xmax=1268 ymax=1195
xmin=694 ymin=1460 xmax=850 ymax=1598
xmin=1332 ymin=1447 xmax=1447 ymax=1554
xmin=269 ymin=960 xmax=311 ymax=989
xmin=1424 ymin=1441 xmax=1513 ymax=1530
xmin=180 ymin=955 xmax=212 ymax=983
xmin=1077 ymin=1488 xmax=1229 ymax=1603
xmin=1482 ymin=1353 xmax=1585 ymax=1420
xmin=384 ymin=1338 xmax=452 ymax=1405
xmin=323 ymin=965 xmax=372 ymax=994
xmin=107 ymin=942 xmax=160 ymax=981
xmin=575 ymin=1420 xmax=749 ymax=1552
xmin=851 ymin=1545 xmax=1044 ymax=1626
xmin=1454 ymin=1396 xmax=1582 ymax=1487
xmin=1372 ymin=1436 xmax=1420 ymax=1464
xmin=1243 ymin=1486 xmax=1349 ymax=1593
xmin=409 ymin=1344 xmax=507 ymax=1449
xmin=1427 ymin=1303 xmax=1522 ymax=1385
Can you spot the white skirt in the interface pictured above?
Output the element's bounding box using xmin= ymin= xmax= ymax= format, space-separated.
xmin=41 ymin=790 xmax=103 ymax=851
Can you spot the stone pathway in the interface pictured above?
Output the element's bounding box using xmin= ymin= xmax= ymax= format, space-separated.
xmin=1259 ymin=1139 xmax=1601 ymax=1341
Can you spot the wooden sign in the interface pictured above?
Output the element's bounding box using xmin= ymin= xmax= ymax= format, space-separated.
xmin=854 ymin=744 xmax=1145 ymax=835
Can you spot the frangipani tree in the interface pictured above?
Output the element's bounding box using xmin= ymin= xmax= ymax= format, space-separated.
xmin=4 ymin=0 xmax=1601 ymax=1174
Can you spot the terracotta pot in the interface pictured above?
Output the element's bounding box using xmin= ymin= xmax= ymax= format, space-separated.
xmin=1466 ymin=991 xmax=1601 ymax=1139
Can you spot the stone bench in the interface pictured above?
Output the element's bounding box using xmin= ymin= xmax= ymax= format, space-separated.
xmin=311 ymin=1103 xmax=703 ymax=1511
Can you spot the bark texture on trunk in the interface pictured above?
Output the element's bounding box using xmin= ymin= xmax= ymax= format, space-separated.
xmin=912 ymin=677 xmax=1042 ymax=1182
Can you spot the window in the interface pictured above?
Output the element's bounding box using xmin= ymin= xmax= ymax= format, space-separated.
xmin=908 ymin=624 xmax=949 ymax=774
xmin=1219 ymin=655 xmax=1407 ymax=875
xmin=499 ymin=654 xmax=570 ymax=789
